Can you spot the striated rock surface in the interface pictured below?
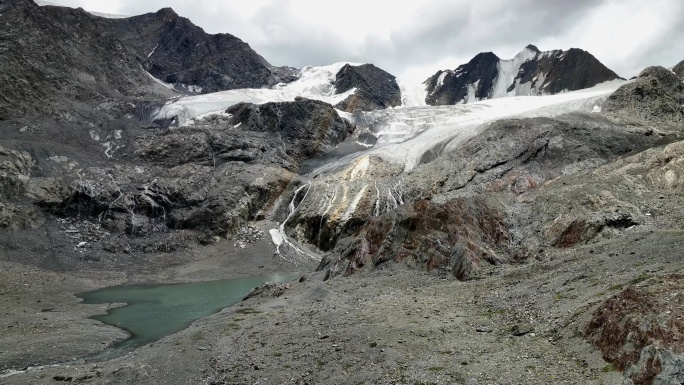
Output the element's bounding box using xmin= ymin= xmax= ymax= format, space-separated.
xmin=603 ymin=66 xmax=684 ymax=125
xmin=425 ymin=45 xmax=620 ymax=105
xmin=333 ymin=64 xmax=402 ymax=112
xmin=320 ymin=197 xmax=509 ymax=281
xmin=285 ymin=155 xmax=405 ymax=251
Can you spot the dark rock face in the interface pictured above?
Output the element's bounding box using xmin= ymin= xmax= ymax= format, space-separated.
xmin=270 ymin=65 xmax=300 ymax=85
xmin=673 ymin=59 xmax=684 ymax=78
xmin=0 ymin=0 xmax=282 ymax=121
xmin=523 ymin=47 xmax=620 ymax=94
xmin=333 ymin=64 xmax=401 ymax=112
xmin=424 ymin=52 xmax=500 ymax=105
xmin=81 ymin=99 xmax=353 ymax=237
xmin=105 ymin=8 xmax=275 ymax=93
xmin=603 ymin=66 xmax=684 ymax=125
xmin=425 ymin=45 xmax=620 ymax=105
xmin=225 ymin=99 xmax=354 ymax=168
xmin=136 ymin=99 xmax=353 ymax=173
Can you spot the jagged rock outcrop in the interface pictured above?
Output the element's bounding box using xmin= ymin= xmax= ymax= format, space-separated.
xmin=425 ymin=45 xmax=620 ymax=105
xmin=0 ymin=0 xmax=290 ymax=121
xmin=225 ymin=98 xmax=354 ymax=168
xmin=284 ymin=155 xmax=405 ymax=251
xmin=673 ymin=59 xmax=684 ymax=78
xmin=136 ymin=99 xmax=353 ymax=172
xmin=585 ymin=274 xmax=684 ymax=385
xmin=290 ymin=110 xmax=672 ymax=276
xmin=603 ymin=66 xmax=684 ymax=125
xmin=105 ymin=8 xmax=276 ymax=93
xmin=59 ymin=99 xmax=354 ymax=239
xmin=319 ymin=197 xmax=509 ymax=281
xmin=333 ymin=64 xmax=401 ymax=112
xmin=424 ymin=52 xmax=499 ymax=106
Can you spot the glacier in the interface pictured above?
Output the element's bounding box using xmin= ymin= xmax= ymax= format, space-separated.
xmin=150 ymin=63 xmax=360 ymax=126
xmin=328 ymin=79 xmax=627 ymax=172
xmin=149 ymin=61 xmax=627 ymax=173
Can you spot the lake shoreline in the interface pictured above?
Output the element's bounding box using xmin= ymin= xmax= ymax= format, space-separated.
xmin=0 ymin=220 xmax=316 ymax=375
xmin=5 ymin=220 xmax=665 ymax=384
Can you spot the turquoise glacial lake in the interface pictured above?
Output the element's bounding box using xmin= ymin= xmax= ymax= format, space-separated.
xmin=76 ymin=273 xmax=297 ymax=360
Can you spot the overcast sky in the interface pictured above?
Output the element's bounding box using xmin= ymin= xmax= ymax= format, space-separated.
xmin=44 ymin=0 xmax=684 ymax=83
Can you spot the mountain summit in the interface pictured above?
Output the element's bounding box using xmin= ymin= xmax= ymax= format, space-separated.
xmin=424 ymin=45 xmax=621 ymax=105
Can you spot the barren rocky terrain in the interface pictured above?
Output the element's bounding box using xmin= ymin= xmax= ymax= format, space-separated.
xmin=2 ymin=1 xmax=684 ymax=384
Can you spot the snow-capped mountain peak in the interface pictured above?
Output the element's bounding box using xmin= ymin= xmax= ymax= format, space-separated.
xmin=424 ymin=45 xmax=620 ymax=105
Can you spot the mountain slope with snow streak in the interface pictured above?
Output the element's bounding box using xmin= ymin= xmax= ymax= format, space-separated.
xmin=425 ymin=45 xmax=621 ymax=106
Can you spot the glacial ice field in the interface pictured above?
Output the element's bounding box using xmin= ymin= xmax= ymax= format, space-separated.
xmin=149 ymin=63 xmax=627 ymax=172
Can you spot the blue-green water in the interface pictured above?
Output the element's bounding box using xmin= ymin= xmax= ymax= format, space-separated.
xmin=76 ymin=273 xmax=297 ymax=360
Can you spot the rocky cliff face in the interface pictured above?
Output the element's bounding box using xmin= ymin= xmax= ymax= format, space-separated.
xmin=0 ymin=95 xmax=352 ymax=269
xmin=424 ymin=45 xmax=620 ymax=105
xmin=307 ymin=111 xmax=671 ymax=281
xmin=333 ymin=64 xmax=402 ymax=112
xmin=225 ymin=99 xmax=353 ymax=168
xmin=603 ymin=66 xmax=684 ymax=125
xmin=0 ymin=0 xmax=287 ymax=122
xmin=320 ymin=197 xmax=509 ymax=281
xmin=424 ymin=52 xmax=500 ymax=106
xmin=104 ymin=8 xmax=277 ymax=93
xmin=0 ymin=0 xmax=175 ymax=120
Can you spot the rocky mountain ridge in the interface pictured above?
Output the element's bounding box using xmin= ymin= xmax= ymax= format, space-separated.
xmin=103 ymin=7 xmax=282 ymax=94
xmin=424 ymin=44 xmax=621 ymax=105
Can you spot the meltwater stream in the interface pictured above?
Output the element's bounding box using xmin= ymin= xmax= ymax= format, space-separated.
xmin=76 ymin=273 xmax=298 ymax=361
